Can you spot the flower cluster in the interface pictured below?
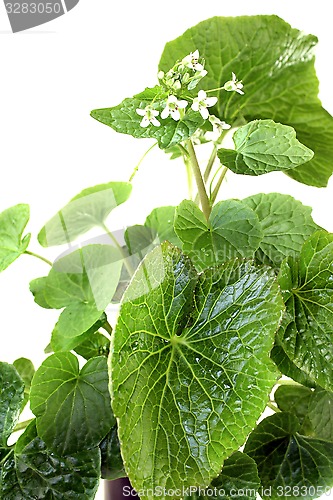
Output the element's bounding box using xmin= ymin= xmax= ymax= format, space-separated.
xmin=135 ymin=50 xmax=244 ymax=133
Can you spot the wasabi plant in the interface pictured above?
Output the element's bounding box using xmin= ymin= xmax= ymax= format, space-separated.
xmin=1 ymin=14 xmax=333 ymax=500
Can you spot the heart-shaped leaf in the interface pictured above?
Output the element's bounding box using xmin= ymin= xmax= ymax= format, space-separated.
xmin=38 ymin=181 xmax=132 ymax=247
xmin=242 ymin=193 xmax=318 ymax=267
xmin=307 ymin=388 xmax=333 ymax=442
xmin=91 ymin=87 xmax=205 ymax=150
xmin=0 ymin=362 xmax=24 ymax=446
xmin=111 ymin=243 xmax=283 ymax=496
xmin=30 ymin=353 xmax=114 ymax=455
xmin=159 ymin=16 xmax=333 ymax=187
xmin=0 ymin=204 xmax=30 ymax=273
xmin=175 ymin=199 xmax=262 ymax=271
xmin=217 ymin=120 xmax=313 ymax=176
xmin=30 ymin=245 xmax=122 ymax=351
xmin=245 ymin=412 xmax=333 ymax=499
xmin=277 ymin=230 xmax=333 ymax=390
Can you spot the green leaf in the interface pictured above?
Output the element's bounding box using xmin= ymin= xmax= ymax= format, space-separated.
xmin=0 ymin=362 xmax=24 ymax=446
xmin=217 ymin=120 xmax=313 ymax=175
xmin=159 ymin=16 xmax=333 ymax=187
xmin=0 ymin=450 xmax=23 ymax=499
xmin=111 ymin=243 xmax=283 ymax=496
xmin=13 ymin=420 xmax=100 ymax=499
xmin=91 ymin=86 xmax=205 ymax=149
xmin=38 ymin=182 xmax=132 ymax=247
xmin=30 ymin=245 xmax=122 ymax=351
xmin=13 ymin=358 xmax=35 ymax=411
xmin=75 ymin=331 xmax=110 ymax=360
xmin=175 ymin=199 xmax=262 ymax=271
xmin=0 ymin=204 xmax=30 ymax=273
xmin=243 ymin=193 xmax=318 ymax=267
xmin=277 ymin=230 xmax=333 ymax=390
xmin=270 ymin=344 xmax=316 ymax=388
xmin=100 ymin=423 xmax=126 ymax=481
xmin=274 ymin=385 xmax=313 ymax=435
xmin=185 ymin=452 xmax=260 ymax=500
xmin=125 ymin=206 xmax=181 ymax=260
xmin=307 ymin=387 xmax=333 ymax=442
xmin=30 ymin=353 xmax=114 ymax=455
xmin=245 ymin=412 xmax=333 ymax=499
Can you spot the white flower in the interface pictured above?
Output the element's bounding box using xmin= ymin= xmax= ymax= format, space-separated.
xmin=161 ymin=95 xmax=188 ymax=121
xmin=136 ymin=106 xmax=160 ymax=128
xmin=191 ymin=90 xmax=218 ymax=120
xmin=223 ymin=72 xmax=244 ymax=95
xmin=181 ymin=50 xmax=204 ymax=72
xmin=205 ymin=115 xmax=231 ymax=141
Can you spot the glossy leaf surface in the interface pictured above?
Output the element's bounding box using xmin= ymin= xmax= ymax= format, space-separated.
xmin=0 ymin=204 xmax=30 ymax=273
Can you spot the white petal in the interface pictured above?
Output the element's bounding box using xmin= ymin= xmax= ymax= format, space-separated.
xmin=136 ymin=108 xmax=146 ymax=116
xmin=192 ymin=49 xmax=199 ymax=59
xmin=171 ymin=109 xmax=180 ymax=121
xmin=236 ymin=89 xmax=244 ymax=95
xmin=198 ymin=90 xmax=207 ymax=99
xmin=161 ymin=107 xmax=169 ymax=119
xmin=191 ymin=102 xmax=199 ymax=112
xmin=140 ymin=117 xmax=150 ymax=127
xmin=205 ymin=97 xmax=218 ymax=107
xmin=232 ymin=72 xmax=237 ymax=81
xmin=194 ymin=63 xmax=204 ymax=72
xmin=151 ymin=109 xmax=159 ymax=117
xmin=178 ymin=100 xmax=188 ymax=109
xmin=221 ymin=122 xmax=231 ymax=129
xmin=168 ymin=95 xmax=178 ymax=104
xmin=199 ymin=107 xmax=209 ymax=120
xmin=151 ymin=117 xmax=161 ymax=127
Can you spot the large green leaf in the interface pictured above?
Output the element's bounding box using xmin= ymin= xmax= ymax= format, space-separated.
xmin=0 ymin=204 xmax=30 ymax=273
xmin=12 ymin=420 xmax=101 ymax=499
xmin=174 ymin=199 xmax=262 ymax=270
xmin=217 ymin=120 xmax=313 ymax=175
xmin=185 ymin=452 xmax=260 ymax=500
xmin=270 ymin=344 xmax=316 ymax=388
xmin=245 ymin=412 xmax=333 ymax=499
xmin=30 ymin=353 xmax=114 ymax=455
xmin=0 ymin=362 xmax=24 ymax=446
xmin=159 ymin=16 xmax=333 ymax=187
xmin=277 ymin=230 xmax=333 ymax=390
xmin=307 ymin=388 xmax=333 ymax=442
xmin=38 ymin=182 xmax=132 ymax=247
xmin=13 ymin=358 xmax=35 ymax=411
xmin=30 ymin=245 xmax=122 ymax=351
xmin=243 ymin=193 xmax=318 ymax=267
xmin=111 ymin=242 xmax=283 ymax=498
xmin=91 ymin=87 xmax=205 ymax=150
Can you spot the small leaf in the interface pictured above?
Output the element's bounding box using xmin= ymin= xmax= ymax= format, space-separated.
xmin=100 ymin=423 xmax=126 ymax=480
xmin=30 ymin=353 xmax=114 ymax=455
xmin=245 ymin=412 xmax=333 ymax=499
xmin=0 ymin=362 xmax=24 ymax=446
xmin=38 ymin=182 xmax=132 ymax=247
xmin=277 ymin=230 xmax=333 ymax=390
xmin=111 ymin=243 xmax=283 ymax=496
xmin=13 ymin=358 xmax=35 ymax=411
xmin=274 ymin=385 xmax=313 ymax=435
xmin=243 ymin=193 xmax=318 ymax=267
xmin=307 ymin=388 xmax=333 ymax=442
xmin=175 ymin=200 xmax=262 ymax=271
xmin=30 ymin=245 xmax=122 ymax=351
xmin=91 ymin=86 xmax=205 ymax=150
xmin=0 ymin=204 xmax=30 ymax=273
xmin=217 ymin=120 xmax=313 ymax=176
xmin=14 ymin=421 xmax=100 ymax=499
xmin=75 ymin=331 xmax=110 ymax=360
xmin=270 ymin=344 xmax=316 ymax=388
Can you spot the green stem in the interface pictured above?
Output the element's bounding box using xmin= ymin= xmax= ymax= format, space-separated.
xmin=0 ymin=449 xmax=13 ymax=466
xmin=276 ymin=378 xmax=302 ymax=387
xmin=102 ymin=321 xmax=113 ymax=336
xmin=186 ymin=139 xmax=211 ymax=220
xmin=24 ymin=250 xmax=52 ymax=267
xmin=210 ymin=166 xmax=228 ymax=205
xmin=129 ymin=142 xmax=157 ymax=182
xmin=13 ymin=418 xmax=34 ymax=433
xmin=206 ymin=86 xmax=225 ymax=93
xmin=185 ymin=157 xmax=194 ymax=200
xmin=101 ymin=223 xmax=135 ymax=277
xmin=267 ymin=401 xmax=280 ymax=413
xmin=203 ymin=146 xmax=217 ymax=183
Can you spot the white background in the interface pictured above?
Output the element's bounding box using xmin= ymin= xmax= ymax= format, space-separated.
xmin=0 ymin=1 xmax=332 ymax=498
